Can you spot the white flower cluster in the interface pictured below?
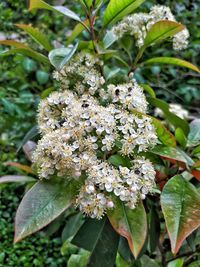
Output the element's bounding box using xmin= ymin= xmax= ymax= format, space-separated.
xmin=112 ymin=5 xmax=189 ymax=50
xmin=33 ymin=52 xmax=157 ymax=219
xmin=53 ymin=52 xmax=105 ymax=95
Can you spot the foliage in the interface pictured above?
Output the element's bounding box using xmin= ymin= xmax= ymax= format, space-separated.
xmin=0 ymin=0 xmax=200 ymax=267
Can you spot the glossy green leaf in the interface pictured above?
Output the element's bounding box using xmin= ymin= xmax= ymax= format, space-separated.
xmin=147 ymin=97 xmax=190 ymax=135
xmin=80 ymin=0 xmax=102 ymax=8
xmin=144 ymin=20 xmax=185 ymax=48
xmin=61 ymin=213 xmax=84 ymax=242
xmin=103 ymin=30 xmax=118 ymax=49
xmin=175 ymin=128 xmax=187 ymax=148
xmin=103 ymin=0 xmax=145 ymax=26
xmin=187 ymin=119 xmax=200 ymax=147
xmin=0 ymin=48 xmax=49 ymax=64
xmin=72 ymin=218 xmax=106 ymax=251
xmin=14 ymin=178 xmax=79 ymax=242
xmin=0 ymin=175 xmax=36 ymax=184
xmin=68 ymin=253 xmax=90 ymax=267
xmin=149 ymin=206 xmax=160 ymax=253
xmin=48 ymin=44 xmax=78 ymax=69
xmin=140 ymin=255 xmax=160 ymax=267
xmin=108 ymin=199 xmax=147 ymax=258
xmin=29 ymin=0 xmax=81 ymax=22
xmin=88 ymin=218 xmax=119 ymax=267
xmin=16 ymin=24 xmax=53 ymax=51
xmin=167 ymin=258 xmax=184 ymax=267
xmin=67 ymin=20 xmax=89 ymax=45
xmin=140 ymin=84 xmax=156 ymax=98
xmin=131 ymin=110 xmax=176 ymax=147
xmin=151 ymin=145 xmax=194 ymax=166
xmin=144 ymin=57 xmax=200 ymax=73
xmin=161 ymin=175 xmax=200 ymax=254
xmin=108 ymin=154 xmax=131 ymax=168
xmin=0 ymin=40 xmax=28 ymax=48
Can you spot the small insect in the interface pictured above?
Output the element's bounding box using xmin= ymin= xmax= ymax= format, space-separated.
xmin=135 ymin=169 xmax=140 ymax=175
xmin=58 ymin=118 xmax=66 ymax=126
xmin=82 ymin=103 xmax=89 ymax=108
xmin=128 ymin=87 xmax=132 ymax=92
xmin=115 ymin=89 xmax=120 ymax=96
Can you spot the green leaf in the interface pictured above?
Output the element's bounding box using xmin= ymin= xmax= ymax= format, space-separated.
xmin=36 ymin=70 xmax=49 ymax=85
xmin=72 ymin=218 xmax=119 ymax=267
xmin=187 ymin=119 xmax=200 ymax=147
xmin=161 ymin=175 xmax=200 ymax=254
xmin=108 ymin=154 xmax=131 ymax=168
xmin=140 ymin=255 xmax=160 ymax=267
xmin=143 ymin=57 xmax=200 ymax=73
xmin=108 ymin=199 xmax=147 ymax=259
xmin=16 ymin=24 xmax=53 ymax=51
xmin=103 ymin=0 xmax=146 ymax=26
xmin=80 ymin=0 xmax=102 ymax=8
xmin=0 ymin=40 xmax=28 ymax=48
xmin=140 ymin=84 xmax=156 ymax=98
xmin=88 ymin=218 xmax=119 ymax=267
xmin=68 ymin=253 xmax=90 ymax=267
xmin=0 ymin=175 xmax=36 ymax=184
xmin=67 ymin=20 xmax=89 ymax=45
xmin=175 ymin=128 xmax=187 ymax=148
xmin=135 ymin=21 xmax=185 ymax=64
xmin=144 ymin=20 xmax=185 ymax=48
xmin=14 ymin=178 xmax=79 ymax=243
xmin=48 ymin=44 xmax=78 ymax=69
xmin=131 ymin=110 xmax=176 ymax=147
xmin=167 ymin=258 xmax=184 ymax=267
xmin=0 ymin=48 xmax=49 ymax=64
xmin=29 ymin=0 xmax=81 ymax=22
xmin=103 ymin=30 xmax=118 ymax=49
xmin=151 ymin=145 xmax=194 ymax=166
xmin=62 ymin=213 xmax=84 ymax=242
xmin=149 ymin=206 xmax=160 ymax=253
xmin=0 ymin=40 xmax=49 ymax=64
xmin=72 ymin=218 xmax=106 ymax=251
xmin=147 ymin=97 xmax=190 ymax=135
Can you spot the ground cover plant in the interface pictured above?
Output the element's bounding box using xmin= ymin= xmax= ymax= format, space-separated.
xmin=0 ymin=0 xmax=200 ymax=266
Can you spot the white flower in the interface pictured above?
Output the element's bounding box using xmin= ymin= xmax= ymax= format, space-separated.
xmin=111 ymin=5 xmax=189 ymax=50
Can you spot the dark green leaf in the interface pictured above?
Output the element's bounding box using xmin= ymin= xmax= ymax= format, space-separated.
xmin=14 ymin=178 xmax=80 ymax=242
xmin=62 ymin=213 xmax=84 ymax=242
xmin=72 ymin=218 xmax=106 ymax=251
xmin=108 ymin=154 xmax=131 ymax=168
xmin=88 ymin=218 xmax=119 ymax=267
